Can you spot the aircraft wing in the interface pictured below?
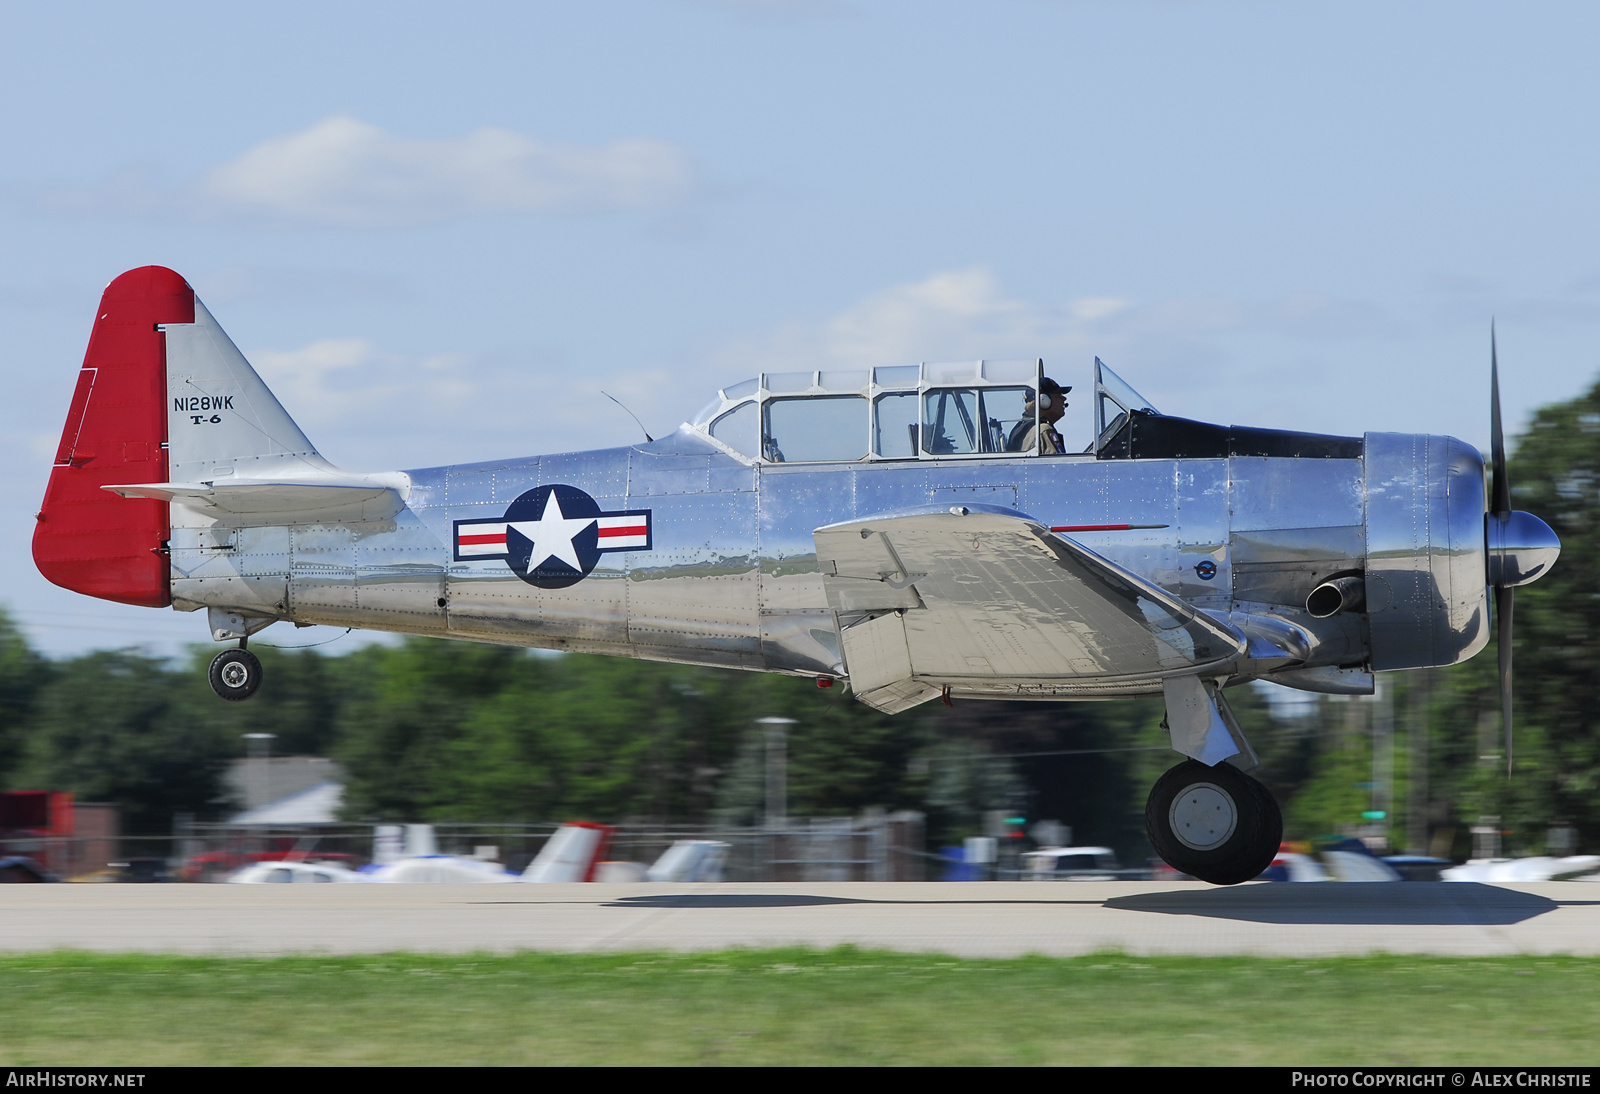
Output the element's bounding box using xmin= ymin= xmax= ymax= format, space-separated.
xmin=814 ymin=504 xmax=1248 ymax=713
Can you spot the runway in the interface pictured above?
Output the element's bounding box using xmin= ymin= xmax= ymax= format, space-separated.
xmin=1 ymin=881 xmax=1598 ymax=958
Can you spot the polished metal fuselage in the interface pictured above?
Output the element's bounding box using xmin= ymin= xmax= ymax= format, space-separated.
xmin=168 ymin=425 xmax=1491 ymax=699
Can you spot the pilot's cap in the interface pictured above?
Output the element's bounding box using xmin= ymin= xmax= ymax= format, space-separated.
xmin=1030 ymin=377 xmax=1070 ymax=409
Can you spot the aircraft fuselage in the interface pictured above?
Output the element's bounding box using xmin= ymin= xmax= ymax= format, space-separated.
xmin=170 ymin=426 xmax=1488 ymax=701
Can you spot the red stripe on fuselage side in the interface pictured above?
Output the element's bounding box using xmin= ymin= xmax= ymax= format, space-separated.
xmin=33 ymin=266 xmax=194 ymax=609
xmin=597 ymin=525 xmax=646 ymax=539
xmin=1048 ymin=524 xmax=1170 ymax=532
xmin=458 ymin=533 xmax=508 ymax=546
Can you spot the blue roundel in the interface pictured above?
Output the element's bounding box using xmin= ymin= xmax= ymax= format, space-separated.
xmin=504 ymin=484 xmax=603 ymax=589
xmin=1194 ymin=559 xmax=1218 ymax=581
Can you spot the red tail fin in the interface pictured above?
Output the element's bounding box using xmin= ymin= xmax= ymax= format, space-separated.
xmin=33 ymin=267 xmax=194 ymax=608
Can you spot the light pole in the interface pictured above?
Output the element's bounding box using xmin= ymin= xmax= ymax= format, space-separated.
xmin=242 ymin=733 xmax=276 ymax=811
xmin=758 ymin=717 xmax=795 ymax=831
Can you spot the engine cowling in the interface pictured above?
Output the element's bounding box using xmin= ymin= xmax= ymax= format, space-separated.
xmin=1363 ymin=433 xmax=1491 ymax=671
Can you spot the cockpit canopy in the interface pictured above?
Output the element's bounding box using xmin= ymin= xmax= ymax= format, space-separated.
xmin=686 ymin=357 xmax=1365 ymax=465
xmin=689 ymin=359 xmax=1050 ymax=463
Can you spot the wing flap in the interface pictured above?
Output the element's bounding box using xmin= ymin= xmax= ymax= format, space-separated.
xmin=816 ymin=504 xmax=1246 ymax=708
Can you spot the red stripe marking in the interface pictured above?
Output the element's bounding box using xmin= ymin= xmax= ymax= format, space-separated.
xmin=1050 ymin=523 xmax=1170 ymax=533
xmin=458 ymin=533 xmax=507 ymax=546
xmin=597 ymin=525 xmax=646 ymax=539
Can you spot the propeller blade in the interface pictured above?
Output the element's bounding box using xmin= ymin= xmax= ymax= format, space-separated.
xmin=1497 ymin=584 xmax=1514 ymax=776
xmin=1491 ymin=322 xmax=1511 ymax=516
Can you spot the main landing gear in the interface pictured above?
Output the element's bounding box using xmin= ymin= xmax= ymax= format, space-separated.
xmin=208 ymin=643 xmax=263 ymax=702
xmin=1145 ymin=759 xmax=1282 ymax=886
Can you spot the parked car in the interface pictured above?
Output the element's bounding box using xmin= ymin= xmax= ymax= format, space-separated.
xmin=228 ymin=861 xmax=366 ymax=884
xmin=1022 ymin=846 xmax=1122 ymax=880
xmin=1259 ymin=839 xmax=1402 ymax=882
xmin=1381 ymin=855 xmax=1454 ymax=882
xmin=1441 ymin=855 xmax=1600 ymax=882
xmin=362 ymin=855 xmax=515 ymax=883
xmin=182 ymin=850 xmax=358 ymax=883
xmin=1259 ymin=850 xmax=1331 ymax=883
xmin=0 ymin=856 xmax=57 ymax=883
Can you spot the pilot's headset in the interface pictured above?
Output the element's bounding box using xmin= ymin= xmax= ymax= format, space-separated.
xmin=1037 ymin=377 xmax=1070 ymax=410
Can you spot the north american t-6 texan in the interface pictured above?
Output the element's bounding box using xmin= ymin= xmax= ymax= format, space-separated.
xmin=33 ymin=266 xmax=1562 ymax=883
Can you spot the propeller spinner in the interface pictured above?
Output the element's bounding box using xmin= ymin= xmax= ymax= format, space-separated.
xmin=1486 ymin=325 xmax=1561 ymax=775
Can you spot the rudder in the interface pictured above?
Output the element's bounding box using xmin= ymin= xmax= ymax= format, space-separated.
xmin=33 ymin=266 xmax=193 ymax=607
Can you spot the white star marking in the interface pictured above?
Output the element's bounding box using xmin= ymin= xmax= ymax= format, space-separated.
xmin=508 ymin=492 xmax=595 ymax=572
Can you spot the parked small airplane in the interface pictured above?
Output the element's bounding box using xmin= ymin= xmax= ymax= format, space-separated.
xmin=33 ymin=267 xmax=1561 ymax=884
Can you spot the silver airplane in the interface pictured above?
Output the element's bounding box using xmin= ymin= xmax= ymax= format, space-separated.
xmin=33 ymin=266 xmax=1562 ymax=884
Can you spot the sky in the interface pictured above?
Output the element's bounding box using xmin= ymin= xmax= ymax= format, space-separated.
xmin=4 ymin=0 xmax=1600 ymax=658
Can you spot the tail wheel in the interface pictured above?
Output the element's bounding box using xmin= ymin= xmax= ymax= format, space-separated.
xmin=208 ymin=648 xmax=263 ymax=702
xmin=1146 ymin=759 xmax=1282 ymax=885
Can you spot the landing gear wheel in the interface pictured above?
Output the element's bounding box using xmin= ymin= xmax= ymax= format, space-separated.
xmin=1146 ymin=759 xmax=1282 ymax=885
xmin=208 ymin=648 xmax=263 ymax=702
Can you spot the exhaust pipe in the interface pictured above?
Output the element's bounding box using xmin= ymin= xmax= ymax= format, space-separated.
xmin=1306 ymin=574 xmax=1365 ymax=619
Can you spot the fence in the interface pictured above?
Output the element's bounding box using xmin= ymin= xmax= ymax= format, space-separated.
xmin=0 ymin=811 xmax=929 ymax=882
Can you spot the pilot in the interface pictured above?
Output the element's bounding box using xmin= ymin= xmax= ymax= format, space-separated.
xmin=1008 ymin=377 xmax=1069 ymax=455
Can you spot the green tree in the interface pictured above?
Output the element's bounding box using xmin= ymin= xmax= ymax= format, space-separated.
xmin=1488 ymin=379 xmax=1600 ymax=849
xmin=334 ymin=639 xmax=525 ymax=819
xmin=712 ymin=678 xmax=937 ymax=828
xmin=180 ymin=644 xmax=349 ymax=759
xmin=15 ymin=651 xmax=232 ymax=832
xmin=0 ymin=609 xmax=49 ymax=786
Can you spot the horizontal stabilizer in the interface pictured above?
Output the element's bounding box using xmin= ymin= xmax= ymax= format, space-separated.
xmin=104 ymin=478 xmax=405 ymax=525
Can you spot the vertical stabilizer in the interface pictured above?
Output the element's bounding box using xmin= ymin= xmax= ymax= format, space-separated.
xmin=163 ymin=298 xmax=327 ymax=484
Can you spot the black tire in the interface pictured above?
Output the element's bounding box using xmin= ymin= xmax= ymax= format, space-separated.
xmin=1245 ymin=770 xmax=1284 ymax=880
xmin=208 ymin=648 xmax=263 ymax=702
xmin=1146 ymin=759 xmax=1282 ymax=885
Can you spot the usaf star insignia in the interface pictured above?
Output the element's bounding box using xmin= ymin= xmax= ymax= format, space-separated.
xmin=453 ymin=484 xmax=652 ymax=589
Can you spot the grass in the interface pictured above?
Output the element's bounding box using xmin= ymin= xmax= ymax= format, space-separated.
xmin=0 ymin=949 xmax=1596 ymax=1066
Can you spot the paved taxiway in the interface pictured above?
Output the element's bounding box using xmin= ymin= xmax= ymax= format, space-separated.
xmin=1 ymin=882 xmax=1597 ymax=957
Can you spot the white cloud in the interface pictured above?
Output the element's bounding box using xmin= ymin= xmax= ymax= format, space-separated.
xmin=1070 ymin=297 xmax=1133 ymax=322
xmin=30 ymin=119 xmax=697 ymax=228
xmin=703 ymin=268 xmax=1426 ymax=448
xmin=235 ymin=271 xmax=1436 ymax=474
xmin=197 ymin=116 xmax=696 ymax=227
xmin=251 ymin=338 xmax=399 ymax=412
xmin=253 ymin=338 xmax=483 ymax=431
xmin=246 ymin=336 xmax=649 ymax=471
xmin=717 ymin=267 xmax=1406 ymax=374
xmin=720 ymin=268 xmax=1071 ymax=371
